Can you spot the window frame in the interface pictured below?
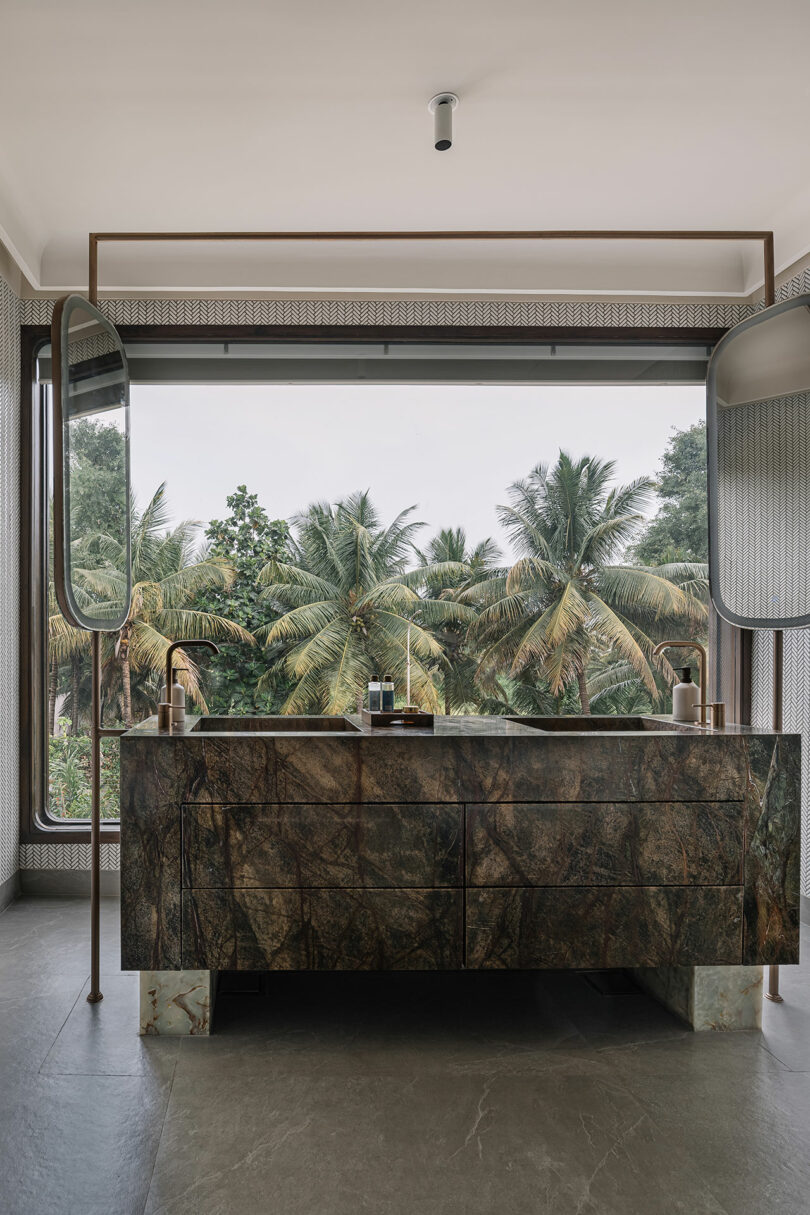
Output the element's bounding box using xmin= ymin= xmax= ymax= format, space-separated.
xmin=19 ymin=319 xmax=747 ymax=844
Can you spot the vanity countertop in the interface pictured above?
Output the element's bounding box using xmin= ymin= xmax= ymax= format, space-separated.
xmin=122 ymin=712 xmax=786 ymax=739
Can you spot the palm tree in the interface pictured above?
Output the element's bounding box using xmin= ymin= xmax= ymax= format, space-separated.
xmin=465 ymin=453 xmax=707 ymax=714
xmin=416 ymin=528 xmax=504 ymax=713
xmin=71 ymin=484 xmax=254 ymax=726
xmin=585 ymin=657 xmax=654 ymax=715
xmin=257 ymin=492 xmax=474 ymax=714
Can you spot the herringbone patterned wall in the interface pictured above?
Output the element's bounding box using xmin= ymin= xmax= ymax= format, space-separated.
xmin=21 ymin=295 xmax=753 ymax=330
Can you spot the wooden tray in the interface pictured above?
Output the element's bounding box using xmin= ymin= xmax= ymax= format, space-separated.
xmin=361 ymin=708 xmax=434 ymax=729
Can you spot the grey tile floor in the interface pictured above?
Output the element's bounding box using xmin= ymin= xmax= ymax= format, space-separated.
xmin=1 ymin=897 xmax=809 ymax=1215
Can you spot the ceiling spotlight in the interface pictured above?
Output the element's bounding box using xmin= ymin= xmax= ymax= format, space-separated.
xmin=428 ymin=93 xmax=459 ymax=151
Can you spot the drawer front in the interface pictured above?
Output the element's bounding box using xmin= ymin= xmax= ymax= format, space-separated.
xmin=466 ymin=886 xmax=743 ymax=970
xmin=466 ymin=802 xmax=743 ymax=888
xmin=182 ymin=803 xmax=462 ymax=889
xmin=182 ymin=887 xmax=462 ymax=970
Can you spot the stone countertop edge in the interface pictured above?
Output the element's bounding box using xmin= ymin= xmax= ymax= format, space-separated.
xmin=120 ymin=714 xmax=794 ymax=740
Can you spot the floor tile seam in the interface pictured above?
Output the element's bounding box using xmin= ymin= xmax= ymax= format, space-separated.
xmin=40 ymin=1068 xmax=162 ymax=1078
xmin=759 ymin=1042 xmax=807 ymax=1072
xmin=143 ymin=1054 xmax=180 ymax=1215
xmin=607 ymin=1081 xmax=736 ymax=1215
xmin=37 ymin=973 xmax=90 ymax=1076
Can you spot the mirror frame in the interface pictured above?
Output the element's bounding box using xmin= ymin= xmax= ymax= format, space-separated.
xmin=707 ymin=293 xmax=810 ymax=630
xmin=51 ymin=293 xmax=132 ymax=632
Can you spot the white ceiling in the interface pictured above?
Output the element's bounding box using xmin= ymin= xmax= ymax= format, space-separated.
xmin=2 ymin=0 xmax=810 ymax=296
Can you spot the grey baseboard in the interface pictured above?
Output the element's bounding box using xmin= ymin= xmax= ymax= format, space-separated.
xmin=19 ymin=869 xmax=120 ymax=898
xmin=801 ymin=894 xmax=810 ymax=926
xmin=0 ymin=870 xmax=20 ymax=912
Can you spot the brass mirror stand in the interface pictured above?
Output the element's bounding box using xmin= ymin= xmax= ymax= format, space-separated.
xmin=52 ymin=293 xmax=131 ymax=1005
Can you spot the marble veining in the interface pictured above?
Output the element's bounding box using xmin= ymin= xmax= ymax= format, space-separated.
xmin=741 ymin=734 xmax=801 ymax=962
xmin=466 ymin=801 xmax=743 ymax=888
xmin=139 ymin=969 xmax=215 ymax=1035
xmin=183 ymin=888 xmax=463 ymax=971
xmin=465 ymin=886 xmax=743 ymax=970
xmin=182 ymin=802 xmax=463 ymax=889
xmin=634 ymin=964 xmax=764 ymax=1030
xmin=121 ymin=715 xmax=800 ymax=974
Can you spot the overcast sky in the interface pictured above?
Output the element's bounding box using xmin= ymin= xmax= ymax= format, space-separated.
xmin=130 ymin=383 xmax=704 ymax=560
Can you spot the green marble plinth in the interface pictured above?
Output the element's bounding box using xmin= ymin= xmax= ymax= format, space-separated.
xmin=139 ymin=970 xmax=216 ymax=1035
xmin=634 ymin=965 xmax=763 ymax=1030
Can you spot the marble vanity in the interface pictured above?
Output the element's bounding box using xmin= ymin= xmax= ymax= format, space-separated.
xmin=120 ymin=714 xmax=800 ymax=1034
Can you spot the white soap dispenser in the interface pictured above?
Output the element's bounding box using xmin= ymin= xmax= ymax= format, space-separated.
xmin=672 ymin=666 xmax=699 ymax=723
xmin=169 ymin=667 xmax=187 ymax=727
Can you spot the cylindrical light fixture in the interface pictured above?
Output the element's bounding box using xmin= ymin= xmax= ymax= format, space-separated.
xmin=428 ymin=93 xmax=459 ymax=151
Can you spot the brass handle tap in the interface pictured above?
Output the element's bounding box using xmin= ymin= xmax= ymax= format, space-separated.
xmin=694 ymin=702 xmax=726 ymax=729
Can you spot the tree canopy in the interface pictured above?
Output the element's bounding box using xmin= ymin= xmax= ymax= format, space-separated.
xmin=634 ymin=422 xmax=708 ymax=564
xmin=257 ymin=491 xmax=473 ymax=713
xmin=464 ymin=453 xmax=707 ymax=712
xmin=197 ymin=486 xmax=291 ymax=714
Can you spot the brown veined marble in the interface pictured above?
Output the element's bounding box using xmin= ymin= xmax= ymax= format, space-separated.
xmin=120 ymin=717 xmax=799 ymax=972
xmin=182 ymin=887 xmax=463 ymax=971
xmin=741 ymin=734 xmax=801 ymax=963
xmin=182 ymin=803 xmax=463 ymax=890
xmin=466 ymin=886 xmax=743 ymax=970
xmin=466 ymin=801 xmax=744 ymax=888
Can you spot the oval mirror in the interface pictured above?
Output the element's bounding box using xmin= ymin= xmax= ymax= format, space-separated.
xmin=707 ymin=295 xmax=810 ymax=629
xmin=51 ymin=294 xmax=132 ymax=631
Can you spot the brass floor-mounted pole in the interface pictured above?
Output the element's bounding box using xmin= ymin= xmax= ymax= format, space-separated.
xmin=87 ymin=629 xmax=103 ymax=1004
xmin=766 ymin=629 xmax=785 ymax=1004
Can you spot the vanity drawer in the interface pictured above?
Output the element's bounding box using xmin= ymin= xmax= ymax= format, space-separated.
xmin=466 ymin=885 xmax=743 ymax=969
xmin=182 ymin=802 xmax=462 ymax=889
xmin=182 ymin=887 xmax=463 ymax=970
xmin=466 ymin=801 xmax=743 ymax=888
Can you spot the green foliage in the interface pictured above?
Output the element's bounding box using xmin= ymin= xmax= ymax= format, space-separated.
xmin=197 ymin=486 xmax=291 ymax=713
xmin=465 ymin=452 xmax=708 ymax=712
xmin=69 ymin=483 xmax=255 ymax=723
xmin=258 ymin=492 xmax=473 ymax=713
xmin=416 ymin=528 xmax=505 ymax=712
xmin=67 ymin=420 xmax=128 ymax=549
xmin=634 ymin=422 xmax=708 ymax=564
xmin=48 ymin=722 xmax=120 ymax=820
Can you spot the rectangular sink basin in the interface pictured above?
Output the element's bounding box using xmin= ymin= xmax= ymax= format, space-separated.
xmin=506 ymin=715 xmax=685 ymax=733
xmin=192 ymin=716 xmax=362 ymax=734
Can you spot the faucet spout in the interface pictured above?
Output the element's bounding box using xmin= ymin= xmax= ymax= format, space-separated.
xmin=165 ymin=639 xmax=220 ymax=706
xmin=652 ymin=639 xmax=709 ymax=726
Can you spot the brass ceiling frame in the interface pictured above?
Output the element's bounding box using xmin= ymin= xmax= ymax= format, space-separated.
xmin=87 ymin=229 xmax=777 ymax=309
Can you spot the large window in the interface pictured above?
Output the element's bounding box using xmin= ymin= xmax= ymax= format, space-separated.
xmin=35 ymin=337 xmax=709 ymax=824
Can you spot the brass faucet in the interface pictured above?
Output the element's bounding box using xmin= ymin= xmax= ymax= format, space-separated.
xmin=158 ymin=640 xmax=220 ymax=730
xmin=652 ymin=639 xmax=715 ymax=727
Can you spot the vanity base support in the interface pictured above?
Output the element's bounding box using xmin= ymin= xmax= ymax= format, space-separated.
xmin=632 ymin=964 xmax=763 ymax=1031
xmin=139 ymin=970 xmax=216 ymax=1036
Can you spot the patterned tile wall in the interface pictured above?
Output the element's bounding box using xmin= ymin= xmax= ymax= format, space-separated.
xmin=19 ymin=842 xmax=120 ymax=870
xmin=17 ymin=289 xmax=754 ymax=872
xmin=0 ymin=275 xmax=20 ymax=890
xmin=20 ymin=295 xmax=753 ymax=330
